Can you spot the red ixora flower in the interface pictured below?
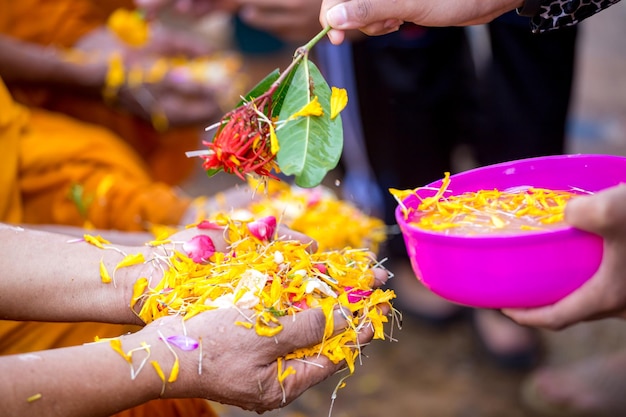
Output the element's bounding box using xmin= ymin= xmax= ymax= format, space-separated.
xmin=201 ymin=94 xmax=279 ymax=180
xmin=183 ymin=234 xmax=216 ymax=264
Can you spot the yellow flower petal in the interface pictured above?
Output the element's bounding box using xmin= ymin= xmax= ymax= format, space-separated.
xmin=116 ymin=253 xmax=146 ymax=270
xmin=100 ymin=259 xmax=112 ymax=284
xmin=107 ymin=8 xmax=149 ymax=47
xmin=84 ymin=234 xmax=111 ymax=249
xmin=290 ymin=96 xmax=323 ymax=119
xmin=330 ymin=87 xmax=348 ymax=120
xmin=269 ymin=123 xmax=279 ymax=155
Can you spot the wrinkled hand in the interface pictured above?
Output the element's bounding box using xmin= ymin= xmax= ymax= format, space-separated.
xmin=142 ymin=304 xmax=375 ymax=410
xmin=234 ymin=0 xmax=324 ymax=42
xmin=503 ymin=184 xmax=626 ymax=329
xmin=319 ymin=0 xmax=523 ymax=45
xmin=75 ymin=27 xmax=223 ymax=126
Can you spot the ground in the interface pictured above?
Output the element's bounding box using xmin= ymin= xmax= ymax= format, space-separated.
xmin=180 ymin=5 xmax=626 ymax=416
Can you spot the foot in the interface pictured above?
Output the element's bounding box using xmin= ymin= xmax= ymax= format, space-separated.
xmin=521 ymin=350 xmax=626 ymax=416
xmin=472 ymin=309 xmax=541 ymax=370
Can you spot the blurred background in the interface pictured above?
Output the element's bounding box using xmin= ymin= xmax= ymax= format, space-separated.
xmin=180 ymin=2 xmax=626 ymax=417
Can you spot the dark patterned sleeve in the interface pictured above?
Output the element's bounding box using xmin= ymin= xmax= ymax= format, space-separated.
xmin=528 ymin=0 xmax=622 ymax=32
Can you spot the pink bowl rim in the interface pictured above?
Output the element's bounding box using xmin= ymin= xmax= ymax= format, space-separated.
xmin=395 ymin=153 xmax=625 ymax=245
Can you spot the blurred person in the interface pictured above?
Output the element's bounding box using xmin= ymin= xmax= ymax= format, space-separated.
xmin=0 ymin=66 xmax=248 ymax=231
xmin=351 ymin=9 xmax=577 ymax=368
xmin=1 ymin=0 xmax=242 ymax=185
xmin=0 ymin=222 xmax=390 ymax=417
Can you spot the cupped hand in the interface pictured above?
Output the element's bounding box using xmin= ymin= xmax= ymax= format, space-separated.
xmin=319 ymin=0 xmax=523 ymax=45
xmin=147 ymin=259 xmax=389 ymax=411
xmin=503 ymin=184 xmax=626 ymax=329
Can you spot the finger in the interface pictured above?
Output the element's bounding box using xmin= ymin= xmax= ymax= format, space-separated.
xmin=271 ymin=307 xmax=350 ymax=356
xmin=325 ymin=0 xmax=406 ymax=30
xmin=359 ymin=19 xmax=402 ymax=36
xmin=372 ymin=266 xmax=390 ymax=288
xmin=502 ymin=271 xmax=609 ymax=330
xmin=276 ymin=225 xmax=318 ymax=253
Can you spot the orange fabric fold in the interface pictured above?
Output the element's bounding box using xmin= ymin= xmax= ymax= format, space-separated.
xmin=18 ymin=107 xmax=192 ymax=230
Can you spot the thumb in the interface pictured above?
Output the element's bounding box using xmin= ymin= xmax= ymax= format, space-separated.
xmin=270 ymin=307 xmax=350 ymax=356
xmin=565 ymin=184 xmax=626 ymax=235
xmin=325 ymin=0 xmax=402 ymax=29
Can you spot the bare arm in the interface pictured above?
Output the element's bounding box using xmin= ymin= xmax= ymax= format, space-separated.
xmin=318 ymin=0 xmax=523 ymax=44
xmin=0 ymin=34 xmax=106 ymax=94
xmin=0 ymin=224 xmax=152 ymax=324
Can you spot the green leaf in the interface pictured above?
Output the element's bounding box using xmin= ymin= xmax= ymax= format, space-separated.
xmin=270 ymin=62 xmax=300 ymax=117
xmin=275 ymin=59 xmax=343 ymax=188
xmin=237 ymin=69 xmax=280 ymax=106
xmin=235 ymin=67 xmax=297 ymax=117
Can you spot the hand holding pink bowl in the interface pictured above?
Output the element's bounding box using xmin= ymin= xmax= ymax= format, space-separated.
xmin=395 ymin=154 xmax=626 ymax=309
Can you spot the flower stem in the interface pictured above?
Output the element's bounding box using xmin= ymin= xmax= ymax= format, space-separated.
xmin=268 ymin=25 xmax=332 ymax=94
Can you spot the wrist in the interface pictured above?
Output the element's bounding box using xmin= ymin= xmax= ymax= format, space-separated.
xmin=127 ymin=316 xmax=202 ymax=399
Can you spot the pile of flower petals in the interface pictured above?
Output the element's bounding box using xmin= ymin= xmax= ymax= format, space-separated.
xmin=391 ymin=173 xmax=579 ymax=235
xmin=131 ymin=214 xmax=395 ymax=372
xmin=237 ymin=178 xmax=387 ymax=253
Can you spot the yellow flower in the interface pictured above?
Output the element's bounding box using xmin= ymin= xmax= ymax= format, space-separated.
xmin=330 ymin=87 xmax=348 ymax=120
xmin=107 ymin=8 xmax=149 ymax=47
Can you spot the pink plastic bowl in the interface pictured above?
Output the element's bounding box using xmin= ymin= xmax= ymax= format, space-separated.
xmin=395 ymin=154 xmax=626 ymax=309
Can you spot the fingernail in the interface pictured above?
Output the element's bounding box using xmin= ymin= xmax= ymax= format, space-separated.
xmin=333 ymin=307 xmax=351 ymax=330
xmin=326 ymin=5 xmax=348 ymax=28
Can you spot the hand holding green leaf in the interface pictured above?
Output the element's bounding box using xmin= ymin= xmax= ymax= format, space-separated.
xmin=187 ymin=26 xmax=348 ymax=188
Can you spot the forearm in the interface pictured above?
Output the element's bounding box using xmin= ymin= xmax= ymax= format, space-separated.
xmin=0 ymin=330 xmax=167 ymax=417
xmin=0 ymin=224 xmax=150 ymax=324
xmin=0 ymin=34 xmax=106 ymax=94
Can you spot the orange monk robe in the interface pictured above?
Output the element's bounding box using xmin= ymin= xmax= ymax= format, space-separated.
xmin=0 ymin=79 xmax=217 ymax=416
xmin=0 ymin=0 xmax=203 ymax=185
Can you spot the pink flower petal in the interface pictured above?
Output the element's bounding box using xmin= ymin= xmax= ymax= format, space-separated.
xmin=247 ymin=216 xmax=277 ymax=241
xmin=314 ymin=263 xmax=327 ymax=274
xmin=182 ymin=234 xmax=216 ymax=263
xmin=197 ymin=220 xmax=222 ymax=230
xmin=345 ymin=286 xmax=373 ymax=304
xmin=166 ymin=335 xmax=199 ymax=351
